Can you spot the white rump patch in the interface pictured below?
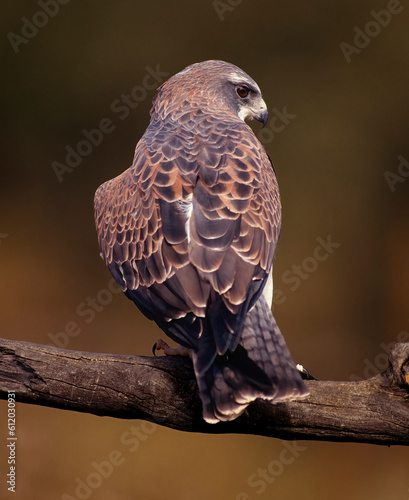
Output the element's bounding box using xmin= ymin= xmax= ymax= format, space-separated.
xmin=177 ymin=198 xmax=193 ymax=241
xmin=262 ymin=268 xmax=274 ymax=309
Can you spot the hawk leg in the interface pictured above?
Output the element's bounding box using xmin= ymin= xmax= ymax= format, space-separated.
xmin=152 ymin=339 xmax=191 ymax=358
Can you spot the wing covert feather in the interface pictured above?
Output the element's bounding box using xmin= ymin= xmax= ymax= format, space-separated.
xmin=94 ymin=112 xmax=281 ymax=355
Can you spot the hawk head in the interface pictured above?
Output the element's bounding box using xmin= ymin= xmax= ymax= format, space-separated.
xmin=151 ymin=60 xmax=269 ymax=127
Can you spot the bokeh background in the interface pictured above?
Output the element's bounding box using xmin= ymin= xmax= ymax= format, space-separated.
xmin=1 ymin=1 xmax=409 ymax=499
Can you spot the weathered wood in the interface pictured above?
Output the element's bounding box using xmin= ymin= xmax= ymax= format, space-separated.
xmin=0 ymin=337 xmax=408 ymax=445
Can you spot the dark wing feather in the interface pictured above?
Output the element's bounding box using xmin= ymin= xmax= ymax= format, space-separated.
xmin=95 ymin=138 xmax=200 ymax=326
xmin=94 ymin=112 xmax=280 ymax=366
xmin=186 ymin=123 xmax=280 ymax=364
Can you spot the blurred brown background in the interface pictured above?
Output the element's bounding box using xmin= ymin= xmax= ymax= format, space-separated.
xmin=1 ymin=1 xmax=409 ymax=499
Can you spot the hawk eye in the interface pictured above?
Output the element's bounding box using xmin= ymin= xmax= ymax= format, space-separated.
xmin=236 ymin=86 xmax=249 ymax=98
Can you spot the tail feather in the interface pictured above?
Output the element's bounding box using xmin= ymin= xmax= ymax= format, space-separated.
xmin=192 ymin=296 xmax=309 ymax=423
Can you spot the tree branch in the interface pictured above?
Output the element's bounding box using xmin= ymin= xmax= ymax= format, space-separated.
xmin=0 ymin=337 xmax=408 ymax=445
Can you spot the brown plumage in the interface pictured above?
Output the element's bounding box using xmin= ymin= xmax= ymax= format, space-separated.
xmin=94 ymin=60 xmax=308 ymax=423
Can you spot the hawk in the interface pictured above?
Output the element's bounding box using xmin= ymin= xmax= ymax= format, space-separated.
xmin=94 ymin=60 xmax=308 ymax=423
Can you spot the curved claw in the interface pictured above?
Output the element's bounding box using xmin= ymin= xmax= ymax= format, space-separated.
xmin=152 ymin=342 xmax=157 ymax=356
xmin=296 ymin=363 xmax=317 ymax=381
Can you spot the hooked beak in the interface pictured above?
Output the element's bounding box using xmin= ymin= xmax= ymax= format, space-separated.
xmin=238 ymin=97 xmax=269 ymax=128
xmin=254 ymin=107 xmax=269 ymax=128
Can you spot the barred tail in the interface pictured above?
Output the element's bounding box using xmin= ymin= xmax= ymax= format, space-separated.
xmin=193 ymin=296 xmax=309 ymax=423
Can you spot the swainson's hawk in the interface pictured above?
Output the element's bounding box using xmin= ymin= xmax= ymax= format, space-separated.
xmin=94 ymin=60 xmax=308 ymax=423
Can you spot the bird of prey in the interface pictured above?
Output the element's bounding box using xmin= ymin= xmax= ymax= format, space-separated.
xmin=94 ymin=60 xmax=309 ymax=423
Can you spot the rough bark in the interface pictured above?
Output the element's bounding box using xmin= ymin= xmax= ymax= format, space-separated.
xmin=0 ymin=337 xmax=408 ymax=445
